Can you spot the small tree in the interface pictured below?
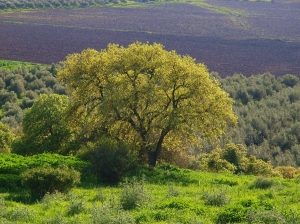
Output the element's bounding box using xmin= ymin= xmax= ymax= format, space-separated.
xmin=58 ymin=42 xmax=237 ymax=167
xmin=13 ymin=94 xmax=72 ymax=155
xmin=0 ymin=122 xmax=14 ymax=153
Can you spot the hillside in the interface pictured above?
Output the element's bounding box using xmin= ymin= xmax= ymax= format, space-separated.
xmin=1 ymin=163 xmax=300 ymax=223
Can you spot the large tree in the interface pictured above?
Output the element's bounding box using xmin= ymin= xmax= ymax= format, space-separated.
xmin=58 ymin=42 xmax=237 ymax=167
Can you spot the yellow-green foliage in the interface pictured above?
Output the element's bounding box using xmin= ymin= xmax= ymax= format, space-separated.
xmin=274 ymin=166 xmax=298 ymax=179
xmin=199 ymin=148 xmax=237 ymax=173
xmin=58 ymin=42 xmax=237 ymax=166
xmin=199 ymin=144 xmax=279 ymax=177
xmin=0 ymin=122 xmax=14 ymax=153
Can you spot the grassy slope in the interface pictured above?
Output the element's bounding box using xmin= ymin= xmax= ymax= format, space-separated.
xmin=1 ymin=166 xmax=299 ymax=223
xmin=0 ymin=59 xmax=45 ymax=70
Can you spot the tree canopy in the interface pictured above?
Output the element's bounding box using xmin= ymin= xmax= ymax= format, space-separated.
xmin=58 ymin=42 xmax=237 ymax=166
xmin=13 ymin=94 xmax=72 ymax=155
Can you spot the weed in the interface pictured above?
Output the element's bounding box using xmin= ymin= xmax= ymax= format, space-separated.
xmin=119 ymin=176 xmax=148 ymax=210
xmin=5 ymin=206 xmax=34 ymax=222
xmin=67 ymin=198 xmax=86 ymax=216
xmin=247 ymin=209 xmax=287 ymax=224
xmin=42 ymin=215 xmax=67 ymax=224
xmin=41 ymin=191 xmax=65 ymax=209
xmin=166 ymin=183 xmax=180 ymax=197
xmin=94 ymin=188 xmax=106 ymax=203
xmin=91 ymin=199 xmax=135 ymax=224
xmin=202 ymin=190 xmax=229 ymax=206
xmin=216 ymin=204 xmax=247 ymax=224
xmin=252 ymin=177 xmax=274 ymax=189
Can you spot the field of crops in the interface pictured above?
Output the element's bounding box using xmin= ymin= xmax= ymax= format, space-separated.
xmin=0 ymin=1 xmax=299 ymax=76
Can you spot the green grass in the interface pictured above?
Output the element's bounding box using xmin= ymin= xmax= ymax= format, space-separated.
xmin=0 ymin=60 xmax=45 ymax=70
xmin=1 ymin=165 xmax=300 ymax=223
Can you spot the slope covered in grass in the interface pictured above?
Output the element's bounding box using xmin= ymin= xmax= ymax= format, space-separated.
xmin=0 ymin=165 xmax=299 ymax=223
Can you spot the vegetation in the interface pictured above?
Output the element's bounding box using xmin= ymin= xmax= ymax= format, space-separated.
xmin=20 ymin=165 xmax=80 ymax=199
xmin=58 ymin=42 xmax=237 ymax=167
xmin=0 ymin=0 xmax=179 ymax=11
xmin=0 ymin=63 xmax=65 ymax=129
xmin=0 ymin=166 xmax=299 ymax=223
xmin=0 ymin=40 xmax=300 ymax=221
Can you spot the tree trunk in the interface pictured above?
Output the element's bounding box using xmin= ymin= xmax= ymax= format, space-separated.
xmin=148 ymin=132 xmax=165 ymax=168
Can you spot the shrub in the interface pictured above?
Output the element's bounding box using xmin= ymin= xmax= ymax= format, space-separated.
xmin=119 ymin=177 xmax=148 ymax=210
xmin=241 ymin=156 xmax=278 ymax=177
xmin=221 ymin=143 xmax=246 ymax=173
xmin=4 ymin=206 xmax=34 ymax=222
xmin=247 ymin=209 xmax=287 ymax=224
xmin=91 ymin=200 xmax=135 ymax=224
xmin=274 ymin=166 xmax=297 ymax=179
xmin=20 ymin=165 xmax=80 ymax=199
xmin=0 ymin=122 xmax=14 ymax=153
xmin=0 ymin=174 xmax=22 ymax=191
xmin=67 ymin=198 xmax=86 ymax=216
xmin=199 ymin=148 xmax=237 ymax=173
xmin=216 ymin=204 xmax=247 ymax=224
xmin=252 ymin=177 xmax=274 ymax=189
xmin=77 ymin=138 xmax=138 ymax=184
xmin=202 ymin=190 xmax=228 ymax=207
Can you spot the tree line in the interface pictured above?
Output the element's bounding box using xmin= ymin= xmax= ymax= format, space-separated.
xmin=0 ymin=0 xmax=173 ymax=11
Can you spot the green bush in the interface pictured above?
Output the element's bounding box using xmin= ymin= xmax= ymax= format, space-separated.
xmin=0 ymin=174 xmax=22 ymax=191
xmin=20 ymin=165 xmax=80 ymax=199
xmin=77 ymin=138 xmax=137 ymax=184
xmin=91 ymin=200 xmax=135 ymax=224
xmin=119 ymin=177 xmax=148 ymax=210
xmin=202 ymin=190 xmax=228 ymax=207
xmin=216 ymin=204 xmax=247 ymax=224
xmin=247 ymin=209 xmax=287 ymax=224
xmin=252 ymin=177 xmax=274 ymax=189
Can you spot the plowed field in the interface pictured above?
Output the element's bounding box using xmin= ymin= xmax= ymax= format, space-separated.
xmin=0 ymin=2 xmax=299 ymax=77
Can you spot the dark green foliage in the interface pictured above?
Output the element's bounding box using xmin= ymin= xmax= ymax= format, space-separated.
xmin=77 ymin=138 xmax=138 ymax=184
xmin=219 ymin=73 xmax=300 ymax=167
xmin=0 ymin=174 xmax=22 ymax=191
xmin=0 ymin=63 xmax=65 ymax=129
xmin=20 ymin=165 xmax=80 ymax=199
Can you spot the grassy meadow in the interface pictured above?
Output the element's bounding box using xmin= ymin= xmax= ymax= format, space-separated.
xmin=1 ymin=165 xmax=300 ymax=223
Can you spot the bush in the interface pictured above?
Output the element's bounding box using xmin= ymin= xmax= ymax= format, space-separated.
xmin=119 ymin=177 xmax=148 ymax=210
xmin=199 ymin=148 xmax=237 ymax=173
xmin=91 ymin=200 xmax=135 ymax=224
xmin=0 ymin=174 xmax=22 ymax=191
xmin=247 ymin=209 xmax=287 ymax=224
xmin=274 ymin=166 xmax=297 ymax=179
xmin=216 ymin=204 xmax=247 ymax=224
xmin=252 ymin=177 xmax=274 ymax=189
xmin=77 ymin=138 xmax=137 ymax=184
xmin=20 ymin=165 xmax=80 ymax=199
xmin=202 ymin=190 xmax=228 ymax=207
xmin=241 ymin=156 xmax=278 ymax=177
